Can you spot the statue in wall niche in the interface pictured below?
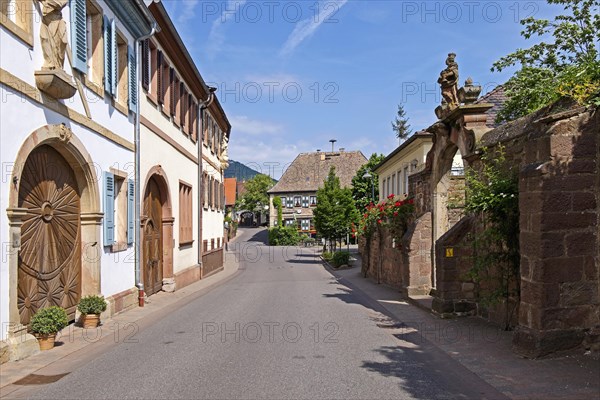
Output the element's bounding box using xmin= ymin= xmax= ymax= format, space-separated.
xmin=220 ymin=135 xmax=230 ymax=169
xmin=34 ymin=0 xmax=77 ymax=99
xmin=38 ymin=0 xmax=69 ymax=70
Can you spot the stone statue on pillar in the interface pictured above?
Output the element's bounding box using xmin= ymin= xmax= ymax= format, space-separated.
xmin=435 ymin=53 xmax=460 ymax=119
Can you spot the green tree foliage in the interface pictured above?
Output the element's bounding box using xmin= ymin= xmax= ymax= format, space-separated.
xmin=236 ymin=174 xmax=275 ymax=213
xmin=313 ymin=167 xmax=359 ymax=249
xmin=391 ymin=103 xmax=412 ymax=141
xmin=351 ymin=153 xmax=385 ymax=212
xmin=492 ymin=0 xmax=600 ymax=122
xmin=272 ymin=196 xmax=283 ymax=226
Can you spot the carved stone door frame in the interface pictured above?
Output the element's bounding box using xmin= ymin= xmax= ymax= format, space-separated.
xmin=141 ymin=167 xmax=174 ymax=294
xmin=6 ymin=125 xmax=101 ymax=360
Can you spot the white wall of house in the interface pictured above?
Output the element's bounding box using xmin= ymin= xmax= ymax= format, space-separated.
xmin=377 ymin=140 xmax=433 ymax=201
xmin=139 ymin=122 xmax=200 ymax=272
xmin=0 ymin=0 xmax=142 ymax=339
xmin=0 ymin=93 xmax=136 ymax=339
xmin=202 ymin=157 xmax=224 ymax=250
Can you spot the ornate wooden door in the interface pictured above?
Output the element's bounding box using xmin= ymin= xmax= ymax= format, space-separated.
xmin=143 ymin=178 xmax=163 ymax=296
xmin=18 ymin=145 xmax=81 ymax=325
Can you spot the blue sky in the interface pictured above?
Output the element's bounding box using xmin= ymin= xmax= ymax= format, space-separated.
xmin=162 ymin=0 xmax=558 ymax=179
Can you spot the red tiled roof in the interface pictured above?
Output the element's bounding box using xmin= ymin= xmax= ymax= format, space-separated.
xmin=476 ymin=85 xmax=507 ymax=128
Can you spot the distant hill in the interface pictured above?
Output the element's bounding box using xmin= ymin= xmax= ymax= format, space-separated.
xmin=224 ymin=160 xmax=263 ymax=182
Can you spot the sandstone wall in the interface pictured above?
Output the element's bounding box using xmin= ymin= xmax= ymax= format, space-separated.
xmin=431 ymin=101 xmax=599 ymax=356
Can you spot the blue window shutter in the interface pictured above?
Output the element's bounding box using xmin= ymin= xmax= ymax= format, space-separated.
xmin=70 ymin=0 xmax=87 ymax=73
xmin=127 ymin=179 xmax=134 ymax=245
xmin=103 ymin=15 xmax=112 ymax=95
xmin=111 ymin=18 xmax=117 ymax=97
xmin=128 ymin=45 xmax=137 ymax=111
xmin=103 ymin=171 xmax=115 ymax=246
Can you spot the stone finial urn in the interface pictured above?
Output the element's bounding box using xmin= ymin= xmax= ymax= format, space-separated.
xmin=458 ymin=77 xmax=482 ymax=105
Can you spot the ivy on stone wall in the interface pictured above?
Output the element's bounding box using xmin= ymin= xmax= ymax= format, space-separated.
xmin=272 ymin=196 xmax=283 ymax=226
xmin=465 ymin=145 xmax=520 ymax=330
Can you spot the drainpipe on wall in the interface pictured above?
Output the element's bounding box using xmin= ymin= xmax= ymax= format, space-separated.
xmin=134 ymin=21 xmax=158 ymax=307
xmin=198 ymin=89 xmax=216 ymax=270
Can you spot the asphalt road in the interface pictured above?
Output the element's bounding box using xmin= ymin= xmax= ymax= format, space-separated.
xmin=25 ymin=228 xmax=506 ymax=400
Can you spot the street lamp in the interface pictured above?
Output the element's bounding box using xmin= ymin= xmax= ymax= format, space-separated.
xmin=363 ymin=171 xmax=375 ymax=201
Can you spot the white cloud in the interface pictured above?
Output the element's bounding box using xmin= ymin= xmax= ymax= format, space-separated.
xmin=229 ymin=136 xmax=311 ymax=179
xmin=178 ymin=0 xmax=200 ymax=24
xmin=207 ymin=0 xmax=248 ymax=59
xmin=280 ymin=0 xmax=348 ymax=56
xmin=229 ymin=115 xmax=284 ymax=136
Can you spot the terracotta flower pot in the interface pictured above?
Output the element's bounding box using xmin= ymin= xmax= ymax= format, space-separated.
xmin=82 ymin=313 xmax=100 ymax=329
xmin=36 ymin=334 xmax=56 ymax=351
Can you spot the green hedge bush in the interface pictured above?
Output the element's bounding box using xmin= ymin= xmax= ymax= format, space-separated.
xmin=332 ymin=251 xmax=350 ymax=267
xmin=268 ymin=226 xmax=301 ymax=246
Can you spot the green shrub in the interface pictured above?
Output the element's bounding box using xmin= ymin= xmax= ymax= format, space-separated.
xmin=30 ymin=306 xmax=69 ymax=335
xmin=78 ymin=295 xmax=107 ymax=315
xmin=322 ymin=252 xmax=334 ymax=261
xmin=332 ymin=251 xmax=350 ymax=267
xmin=268 ymin=226 xmax=301 ymax=246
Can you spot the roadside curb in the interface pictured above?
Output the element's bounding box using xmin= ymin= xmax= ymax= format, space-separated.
xmin=319 ymin=256 xmax=356 ymax=271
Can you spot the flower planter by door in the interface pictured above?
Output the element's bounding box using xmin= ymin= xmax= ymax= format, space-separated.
xmin=36 ymin=334 xmax=56 ymax=351
xmin=81 ymin=314 xmax=100 ymax=329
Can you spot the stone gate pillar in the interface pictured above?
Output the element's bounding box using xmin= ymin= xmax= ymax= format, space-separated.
xmin=5 ymin=208 xmax=40 ymax=361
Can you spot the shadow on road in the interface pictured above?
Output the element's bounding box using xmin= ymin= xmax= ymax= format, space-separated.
xmin=246 ymin=228 xmax=268 ymax=244
xmin=360 ymin=336 xmax=508 ymax=399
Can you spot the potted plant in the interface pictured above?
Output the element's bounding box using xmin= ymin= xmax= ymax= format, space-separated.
xmin=30 ymin=306 xmax=69 ymax=351
xmin=77 ymin=295 xmax=107 ymax=328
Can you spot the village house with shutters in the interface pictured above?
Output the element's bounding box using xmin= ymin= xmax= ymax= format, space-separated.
xmin=138 ymin=2 xmax=230 ymax=296
xmin=0 ymin=0 xmax=155 ymax=361
xmin=0 ymin=0 xmax=232 ymax=363
xmin=268 ymin=149 xmax=367 ymax=235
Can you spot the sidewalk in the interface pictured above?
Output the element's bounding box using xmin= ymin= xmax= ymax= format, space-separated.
xmin=0 ymin=241 xmax=242 ymax=398
xmin=317 ymin=248 xmax=600 ymax=400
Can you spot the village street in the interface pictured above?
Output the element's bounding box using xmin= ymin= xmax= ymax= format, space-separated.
xmin=2 ymin=228 xmax=508 ymax=400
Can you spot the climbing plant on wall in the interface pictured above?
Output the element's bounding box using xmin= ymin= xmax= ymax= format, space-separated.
xmin=465 ymin=145 xmax=520 ymax=330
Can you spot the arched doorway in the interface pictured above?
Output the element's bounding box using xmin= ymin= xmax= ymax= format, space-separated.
xmin=17 ymin=145 xmax=82 ymax=324
xmin=239 ymin=211 xmax=254 ymax=227
xmin=143 ymin=177 xmax=164 ymax=296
